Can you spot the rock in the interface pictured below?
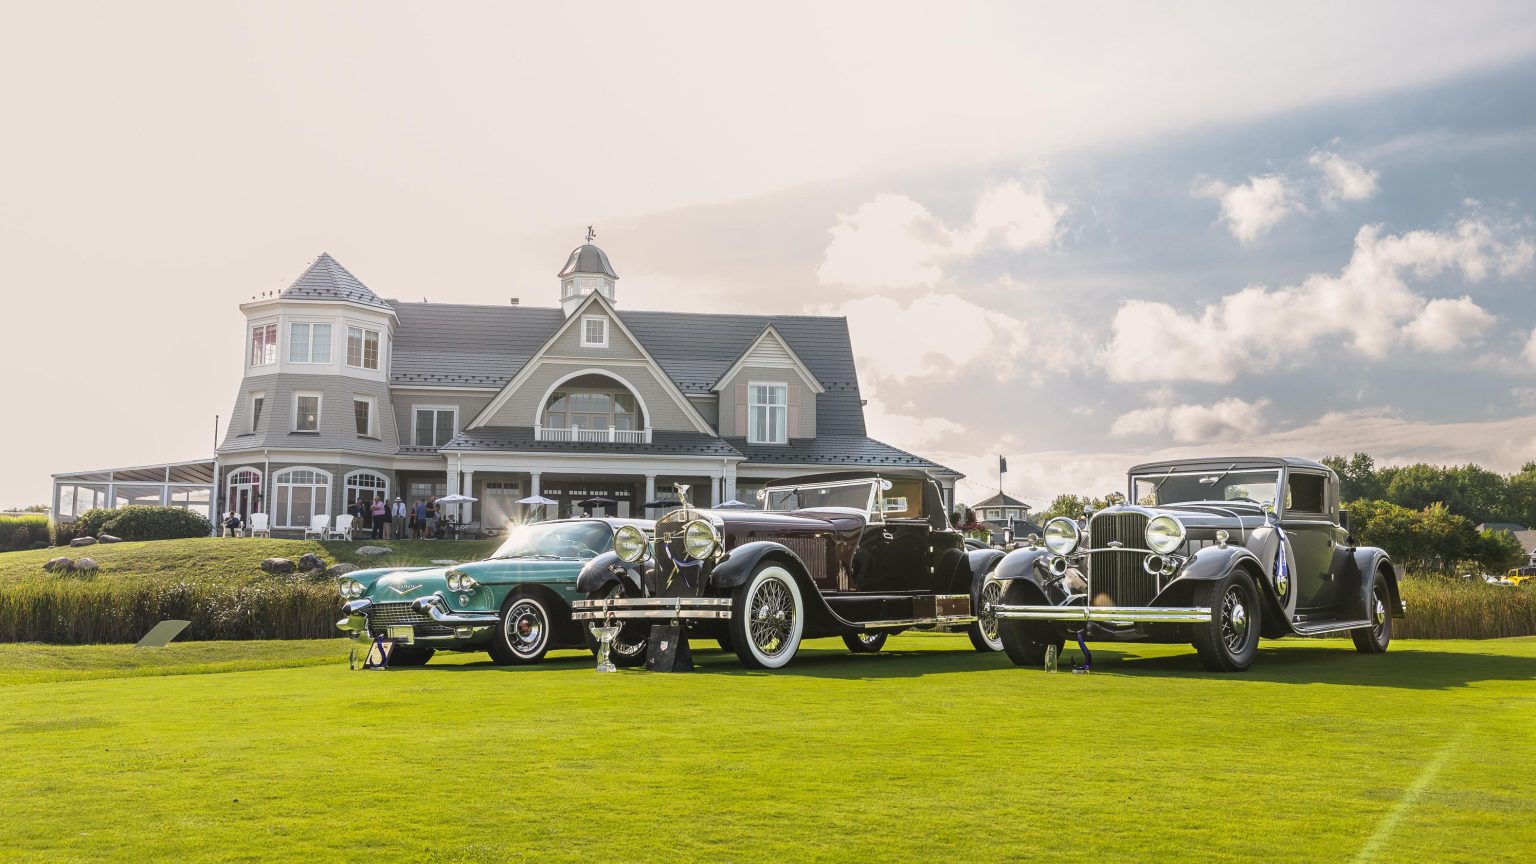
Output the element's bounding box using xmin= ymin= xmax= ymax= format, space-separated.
xmin=43 ymin=557 xmax=72 ymax=573
xmin=72 ymin=557 xmax=99 ymax=573
xmin=297 ymin=553 xmax=327 ymax=572
xmin=323 ymin=563 xmax=359 ymax=578
xmin=260 ymin=557 xmax=295 ymax=575
xmin=355 ymin=546 xmax=392 ymax=557
xmin=69 ymin=536 xmax=97 ymax=547
xmin=98 ymin=534 xmax=123 ymax=544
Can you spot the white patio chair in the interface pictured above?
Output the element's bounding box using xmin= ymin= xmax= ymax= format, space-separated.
xmin=328 ymin=514 xmax=355 ymax=541
xmin=248 ymin=513 xmax=271 ymax=538
xmin=303 ymin=514 xmax=330 ymax=540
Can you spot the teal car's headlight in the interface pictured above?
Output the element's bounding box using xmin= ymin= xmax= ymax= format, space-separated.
xmin=683 ymin=519 xmax=719 ymax=559
xmin=1042 ymin=517 xmax=1081 ymax=556
xmin=338 ymin=578 xmax=365 ymax=599
xmin=1145 ymin=515 xmax=1186 ymax=554
xmin=445 ymin=571 xmax=478 ymax=591
xmin=446 ymin=572 xmax=460 ymax=591
xmin=613 ymin=525 xmax=648 ymax=563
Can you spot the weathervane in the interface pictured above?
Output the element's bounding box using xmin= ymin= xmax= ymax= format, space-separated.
xmin=586 ymin=225 xmax=596 ymax=243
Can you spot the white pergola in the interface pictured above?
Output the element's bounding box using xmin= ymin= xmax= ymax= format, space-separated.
xmin=52 ymin=459 xmax=218 ymax=525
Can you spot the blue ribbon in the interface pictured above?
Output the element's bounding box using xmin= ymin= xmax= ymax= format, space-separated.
xmin=663 ymin=545 xmax=705 ymax=589
xmin=1071 ymin=630 xmax=1093 ymax=673
xmin=1268 ymin=514 xmax=1290 ymax=585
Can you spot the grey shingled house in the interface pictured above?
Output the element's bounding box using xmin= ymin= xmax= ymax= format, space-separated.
xmin=75 ymin=242 xmax=956 ymax=534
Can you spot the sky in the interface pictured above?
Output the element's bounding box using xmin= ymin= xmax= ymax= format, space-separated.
xmin=3 ymin=1 xmax=1536 ymax=509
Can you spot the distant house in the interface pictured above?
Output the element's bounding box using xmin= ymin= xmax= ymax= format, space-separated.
xmin=1478 ymin=523 xmax=1536 ymax=568
xmin=972 ymin=491 xmax=1035 ymax=545
xmin=52 ymin=241 xmax=961 ymax=532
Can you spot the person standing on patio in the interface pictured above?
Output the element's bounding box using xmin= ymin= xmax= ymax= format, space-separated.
xmin=412 ymin=499 xmax=426 ymax=540
xmin=391 ymin=497 xmax=407 ymax=540
xmin=425 ymin=498 xmax=439 ymax=539
xmin=370 ymin=496 xmax=387 ymax=540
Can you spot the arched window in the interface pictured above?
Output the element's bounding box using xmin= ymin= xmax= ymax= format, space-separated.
xmin=344 ymin=470 xmax=389 ymax=508
xmin=542 ymin=375 xmax=641 ymax=431
xmin=226 ymin=468 xmax=263 ymax=521
xmin=272 ymin=467 xmax=332 ymax=529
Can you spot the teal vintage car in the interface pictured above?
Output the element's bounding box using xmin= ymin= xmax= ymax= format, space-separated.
xmin=336 ymin=518 xmax=654 ymax=666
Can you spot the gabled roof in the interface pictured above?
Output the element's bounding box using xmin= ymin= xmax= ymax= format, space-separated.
xmin=558 ymin=244 xmax=618 ymax=279
xmin=279 ymin=253 xmax=393 ymax=310
xmin=710 ymin=325 xmax=825 ymax=394
xmin=974 ymin=491 xmax=1030 ymax=509
xmin=727 ymin=436 xmax=958 ymax=476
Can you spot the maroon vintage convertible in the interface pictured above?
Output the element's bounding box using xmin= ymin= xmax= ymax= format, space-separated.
xmin=570 ymin=473 xmax=1007 ymax=669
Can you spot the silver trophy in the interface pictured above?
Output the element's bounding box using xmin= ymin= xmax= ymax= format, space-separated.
xmin=592 ymin=621 xmax=623 ymax=672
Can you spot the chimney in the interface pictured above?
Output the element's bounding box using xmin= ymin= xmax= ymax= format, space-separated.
xmin=509 ymin=297 xmax=520 ymax=307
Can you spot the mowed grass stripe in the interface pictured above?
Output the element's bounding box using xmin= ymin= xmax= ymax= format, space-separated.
xmin=0 ymin=635 xmax=1531 ymax=863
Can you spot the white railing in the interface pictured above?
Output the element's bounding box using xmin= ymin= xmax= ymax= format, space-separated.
xmin=535 ymin=425 xmax=652 ymax=444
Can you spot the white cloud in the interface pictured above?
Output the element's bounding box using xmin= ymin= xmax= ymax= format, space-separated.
xmin=1401 ymin=296 xmax=1496 ymax=352
xmin=817 ymin=180 xmax=1064 ymax=288
xmin=1194 ymin=174 xmax=1294 ymax=243
xmin=1524 ymin=327 xmax=1536 ymax=367
xmin=1308 ymin=150 xmax=1379 ymax=206
xmin=1110 ymin=398 xmax=1270 ymax=443
xmin=1103 ymin=218 xmax=1527 ymax=382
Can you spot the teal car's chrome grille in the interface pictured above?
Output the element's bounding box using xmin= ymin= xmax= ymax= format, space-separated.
xmin=367 ymin=602 xmax=453 ymax=637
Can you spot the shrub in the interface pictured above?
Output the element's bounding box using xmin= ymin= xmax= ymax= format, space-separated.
xmin=70 ymin=508 xmax=117 ymax=540
xmin=48 ymin=519 xmax=81 ymax=547
xmin=100 ymin=507 xmax=212 ymax=542
xmin=0 ymin=515 xmax=51 ymax=552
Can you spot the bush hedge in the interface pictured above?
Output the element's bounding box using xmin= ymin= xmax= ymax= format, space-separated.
xmin=56 ymin=507 xmax=212 ymax=544
xmin=0 ymin=515 xmax=50 ymax=552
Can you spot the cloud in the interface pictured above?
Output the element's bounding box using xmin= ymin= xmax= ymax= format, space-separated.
xmin=1110 ymin=398 xmax=1270 ymax=443
xmin=1194 ymin=174 xmax=1294 ymax=243
xmin=1525 ymin=327 xmax=1536 ymax=367
xmin=816 ymin=179 xmax=1064 ymax=288
xmin=1308 ymin=150 xmax=1379 ymax=206
xmin=1102 ymin=217 xmax=1527 ymax=382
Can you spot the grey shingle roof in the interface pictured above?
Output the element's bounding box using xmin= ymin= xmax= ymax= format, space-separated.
xmin=727 ymin=436 xmax=957 ymax=475
xmin=974 ymin=491 xmax=1031 ymax=509
xmin=381 ymin=301 xmax=868 ymax=437
xmin=558 ymin=244 xmax=619 ymax=278
xmin=442 ymin=427 xmax=742 ymax=458
xmin=279 ymin=253 xmax=393 ymax=310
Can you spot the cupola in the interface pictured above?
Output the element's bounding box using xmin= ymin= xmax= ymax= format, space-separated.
xmin=558 ymin=231 xmax=618 ymax=316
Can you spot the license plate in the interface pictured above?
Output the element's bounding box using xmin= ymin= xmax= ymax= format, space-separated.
xmin=387 ymin=625 xmax=415 ymax=644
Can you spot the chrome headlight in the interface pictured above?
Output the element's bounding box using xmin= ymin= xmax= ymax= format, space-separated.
xmin=458 ymin=574 xmax=477 ymax=591
xmin=683 ymin=519 xmax=719 ymax=559
xmin=338 ymin=578 xmax=364 ymax=598
xmin=613 ymin=525 xmax=648 ymax=563
xmin=1145 ymin=515 xmax=1186 ymax=554
xmin=446 ymin=572 xmax=461 ymax=591
xmin=1042 ymin=517 xmax=1081 ymax=556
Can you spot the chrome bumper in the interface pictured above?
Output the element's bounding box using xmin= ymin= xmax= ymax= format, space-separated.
xmin=571 ymin=596 xmax=733 ymax=621
xmin=337 ymin=598 xmax=372 ymax=638
xmin=410 ymin=596 xmax=500 ymax=626
xmin=993 ymin=603 xmax=1213 ymax=624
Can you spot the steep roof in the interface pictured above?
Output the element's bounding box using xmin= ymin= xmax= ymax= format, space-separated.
xmin=974 ymin=491 xmax=1031 ymax=509
xmin=279 ymin=253 xmax=393 ymax=310
xmin=726 ymin=436 xmax=957 ymax=475
xmin=557 ymin=244 xmax=619 ymax=279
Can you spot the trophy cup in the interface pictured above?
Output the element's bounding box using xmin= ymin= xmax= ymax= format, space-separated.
xmin=592 ymin=621 xmax=623 ymax=672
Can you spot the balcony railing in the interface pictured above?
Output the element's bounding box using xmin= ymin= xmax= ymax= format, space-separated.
xmin=534 ymin=425 xmax=652 ymax=444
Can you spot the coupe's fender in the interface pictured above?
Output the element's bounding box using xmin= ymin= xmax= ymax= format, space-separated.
xmin=709 ymin=541 xmax=811 ymax=591
xmin=1162 ymin=544 xmax=1288 ymax=637
xmin=966 ymin=548 xmax=1006 ymax=582
xmin=992 ymin=546 xmax=1053 ymax=585
xmin=1348 ymin=547 xmax=1401 ymax=619
xmin=575 ymin=551 xmax=646 ymax=595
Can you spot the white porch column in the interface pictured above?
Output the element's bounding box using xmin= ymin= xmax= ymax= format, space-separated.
xmin=51 ymin=481 xmax=62 ymax=522
xmin=709 ymin=473 xmax=722 ymax=506
xmin=723 ymin=463 xmax=737 ymax=502
xmin=529 ymin=472 xmax=541 ymax=497
xmin=462 ymin=470 xmax=475 ymax=523
xmin=446 ymin=469 xmax=462 ymax=522
xmin=644 ymin=474 xmax=656 ymax=506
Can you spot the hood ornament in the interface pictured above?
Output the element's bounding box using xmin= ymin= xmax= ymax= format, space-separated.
xmin=674 ymin=483 xmax=691 ymax=509
xmin=389 ymin=582 xmax=422 ymax=596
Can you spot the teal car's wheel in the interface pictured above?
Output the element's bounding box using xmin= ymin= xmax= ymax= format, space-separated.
xmin=581 ymin=582 xmax=649 ymax=667
xmin=489 ymin=592 xmax=553 ymax=666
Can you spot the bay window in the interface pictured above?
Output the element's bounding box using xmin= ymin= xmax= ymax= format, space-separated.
xmin=250 ymin=323 xmax=277 ymax=367
xmin=748 ymin=382 xmax=788 ymax=444
xmin=346 ymin=326 xmax=381 ymax=370
xmin=288 ymin=322 xmax=332 ymax=364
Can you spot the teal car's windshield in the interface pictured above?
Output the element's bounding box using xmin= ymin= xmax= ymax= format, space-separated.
xmin=1133 ymin=469 xmax=1282 ymax=507
xmin=491 ymin=521 xmax=613 ymax=560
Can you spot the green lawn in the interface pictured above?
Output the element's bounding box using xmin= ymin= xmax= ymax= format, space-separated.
xmin=1 ymin=635 xmax=1531 ymax=863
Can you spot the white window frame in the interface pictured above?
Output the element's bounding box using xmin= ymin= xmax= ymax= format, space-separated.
xmin=580 ymin=315 xmax=609 ymax=348
xmin=249 ymin=321 xmax=278 ymax=368
xmin=353 ymin=395 xmax=377 ymax=438
xmin=746 ymin=381 xmax=789 ymax=445
xmin=288 ymin=320 xmax=333 ymax=365
xmin=346 ymin=324 xmax=382 ymax=370
xmin=271 ymin=466 xmax=332 ymax=529
xmin=293 ymin=391 xmax=323 ymax=433
xmin=249 ymin=391 xmax=266 ymax=433
xmin=343 ymin=470 xmax=389 ymax=508
xmin=411 ymin=405 xmax=458 ymax=448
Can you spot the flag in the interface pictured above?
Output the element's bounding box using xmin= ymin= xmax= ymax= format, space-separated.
xmin=999 ymin=455 xmax=1008 ymax=474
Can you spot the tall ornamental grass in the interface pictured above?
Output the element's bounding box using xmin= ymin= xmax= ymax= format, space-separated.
xmin=0 ymin=576 xmax=340 ymax=644
xmin=0 ymin=515 xmax=51 ymax=552
xmin=1395 ymin=575 xmax=1536 ymax=639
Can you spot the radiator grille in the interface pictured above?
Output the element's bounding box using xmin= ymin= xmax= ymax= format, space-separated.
xmin=367 ymin=602 xmax=453 ymax=637
xmin=1087 ymin=511 xmax=1157 ymax=607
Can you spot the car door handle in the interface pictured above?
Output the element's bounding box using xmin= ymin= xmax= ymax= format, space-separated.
xmin=881 ymin=531 xmax=894 ymax=541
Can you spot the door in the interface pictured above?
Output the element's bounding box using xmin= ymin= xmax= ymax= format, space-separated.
xmin=879 ymin=520 xmax=934 ymax=591
xmin=1282 ymin=471 xmax=1340 ymax=611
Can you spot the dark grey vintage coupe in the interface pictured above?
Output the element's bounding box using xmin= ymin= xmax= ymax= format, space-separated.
xmin=989 ymin=457 xmax=1404 ymax=672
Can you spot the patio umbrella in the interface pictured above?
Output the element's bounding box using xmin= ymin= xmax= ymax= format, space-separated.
xmin=515 ymin=495 xmax=557 ymax=506
xmin=643 ymin=498 xmax=682 ymax=509
xmin=435 ymin=494 xmax=477 ymax=504
xmin=715 ymin=499 xmax=752 ymax=509
xmin=578 ymin=496 xmax=617 ymax=507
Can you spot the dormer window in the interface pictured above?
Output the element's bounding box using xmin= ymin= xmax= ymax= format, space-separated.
xmin=748 ymin=382 xmax=789 ymax=444
xmin=289 ymin=322 xmax=332 ymax=364
xmin=346 ymin=326 xmax=380 ymax=370
xmin=250 ymin=323 xmax=277 ymax=367
xmin=581 ymin=316 xmax=608 ymax=348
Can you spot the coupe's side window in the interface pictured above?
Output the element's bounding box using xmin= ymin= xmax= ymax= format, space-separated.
xmin=1286 ymin=473 xmax=1327 ymax=515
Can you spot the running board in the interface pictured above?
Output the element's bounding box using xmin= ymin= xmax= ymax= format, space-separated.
xmin=1291 ymin=618 xmax=1373 ymax=635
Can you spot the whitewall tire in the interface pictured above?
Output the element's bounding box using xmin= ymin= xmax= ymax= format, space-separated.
xmin=730 ymin=564 xmax=805 ymax=670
